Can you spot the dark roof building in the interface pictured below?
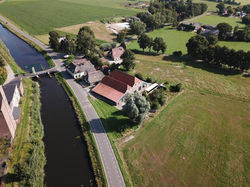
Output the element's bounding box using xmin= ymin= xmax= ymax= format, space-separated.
xmin=67 ymin=58 xmax=96 ymax=79
xmin=85 ymin=70 xmax=105 ymax=85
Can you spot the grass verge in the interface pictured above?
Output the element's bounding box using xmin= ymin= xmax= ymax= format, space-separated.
xmin=55 ymin=72 xmax=107 ymax=187
xmin=0 ymin=40 xmax=24 ymax=75
xmin=90 ymin=98 xmax=135 ymax=187
xmin=5 ymin=79 xmax=46 ymax=187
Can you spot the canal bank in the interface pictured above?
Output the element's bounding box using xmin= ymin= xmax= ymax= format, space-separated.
xmin=0 ymin=24 xmax=96 ymax=186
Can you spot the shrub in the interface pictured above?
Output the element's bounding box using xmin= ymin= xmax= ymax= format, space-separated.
xmin=0 ymin=66 xmax=7 ymax=85
xmin=99 ymin=43 xmax=116 ymax=51
xmin=135 ymin=73 xmax=143 ymax=80
xmin=173 ymin=51 xmax=182 ymax=57
xmin=146 ymin=77 xmax=152 ymax=83
xmin=151 ymin=101 xmax=160 ymax=110
xmin=169 ymin=83 xmax=182 ymax=92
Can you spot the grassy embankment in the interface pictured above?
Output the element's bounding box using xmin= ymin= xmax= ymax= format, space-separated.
xmin=5 ymin=79 xmax=46 ymax=187
xmin=0 ymin=21 xmax=55 ymax=68
xmin=0 ymin=40 xmax=24 ymax=75
xmin=119 ymin=53 xmax=250 ymax=186
xmin=90 ymin=98 xmax=137 ymax=187
xmin=55 ymin=73 xmax=107 ymax=187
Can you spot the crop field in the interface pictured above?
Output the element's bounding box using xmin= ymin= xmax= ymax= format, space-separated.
xmin=0 ymin=0 xmax=138 ymax=35
xmin=120 ymin=54 xmax=250 ymax=186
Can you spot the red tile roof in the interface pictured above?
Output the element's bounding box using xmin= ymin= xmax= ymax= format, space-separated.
xmin=92 ymin=70 xmax=140 ymax=104
xmin=111 ymin=47 xmax=125 ymax=59
xmin=109 ymin=70 xmax=140 ymax=87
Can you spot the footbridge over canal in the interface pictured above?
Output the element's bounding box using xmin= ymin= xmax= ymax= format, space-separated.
xmin=23 ymin=67 xmax=58 ymax=78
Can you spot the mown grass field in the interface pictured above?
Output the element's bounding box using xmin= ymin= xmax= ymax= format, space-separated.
xmin=128 ymin=27 xmax=196 ymax=54
xmin=192 ymin=14 xmax=245 ymax=28
xmin=128 ymin=26 xmax=250 ymax=54
xmin=0 ymin=0 xmax=138 ymax=35
xmin=193 ymin=0 xmax=249 ymax=12
xmin=120 ymin=54 xmax=250 ymax=186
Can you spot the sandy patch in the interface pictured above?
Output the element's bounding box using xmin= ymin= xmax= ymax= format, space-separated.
xmin=57 ymin=21 xmax=115 ymax=42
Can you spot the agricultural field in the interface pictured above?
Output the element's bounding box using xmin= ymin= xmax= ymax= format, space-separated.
xmin=0 ymin=0 xmax=139 ymax=35
xmin=120 ymin=54 xmax=250 ymax=187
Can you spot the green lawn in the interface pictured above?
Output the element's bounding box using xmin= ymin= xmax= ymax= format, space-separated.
xmin=128 ymin=27 xmax=196 ymax=55
xmin=0 ymin=0 xmax=138 ymax=35
xmin=128 ymin=25 xmax=250 ymax=55
xmin=193 ymin=0 xmax=249 ymax=12
xmin=192 ymin=14 xmax=245 ymax=28
xmin=219 ymin=41 xmax=250 ymax=52
xmin=90 ymin=98 xmax=135 ymax=186
xmin=120 ymin=54 xmax=250 ymax=187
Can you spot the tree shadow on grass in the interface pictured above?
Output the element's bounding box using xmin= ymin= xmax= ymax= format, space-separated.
xmin=131 ymin=49 xmax=160 ymax=56
xmin=89 ymin=112 xmax=137 ymax=135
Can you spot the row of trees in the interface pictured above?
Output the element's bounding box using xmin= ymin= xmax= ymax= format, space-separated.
xmin=214 ymin=22 xmax=250 ymax=42
xmin=138 ymin=34 xmax=167 ymax=53
xmin=186 ymin=35 xmax=250 ymax=71
xmin=49 ymin=27 xmax=105 ymax=68
xmin=49 ymin=26 xmax=99 ymax=56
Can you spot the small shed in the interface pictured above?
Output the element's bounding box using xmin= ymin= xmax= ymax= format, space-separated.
xmin=145 ymin=83 xmax=158 ymax=93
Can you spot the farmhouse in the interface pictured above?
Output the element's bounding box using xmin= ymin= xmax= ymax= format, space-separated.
xmin=67 ymin=58 xmax=96 ymax=79
xmin=109 ymin=47 xmax=125 ymax=61
xmin=92 ymin=70 xmax=146 ymax=105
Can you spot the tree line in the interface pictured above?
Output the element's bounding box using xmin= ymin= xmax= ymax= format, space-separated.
xmin=138 ymin=34 xmax=167 ymax=54
xmin=133 ymin=0 xmax=207 ymax=32
xmin=186 ymin=35 xmax=250 ymax=71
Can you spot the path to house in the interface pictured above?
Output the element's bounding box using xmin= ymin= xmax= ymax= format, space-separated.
xmin=181 ymin=12 xmax=211 ymax=23
xmin=0 ymin=15 xmax=126 ymax=187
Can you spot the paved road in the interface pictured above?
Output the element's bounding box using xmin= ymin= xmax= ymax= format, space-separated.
xmin=0 ymin=16 xmax=126 ymax=187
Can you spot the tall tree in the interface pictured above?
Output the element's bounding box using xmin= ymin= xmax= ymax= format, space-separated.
xmin=49 ymin=31 xmax=60 ymax=51
xmin=130 ymin=21 xmax=146 ymax=36
xmin=122 ymin=92 xmax=150 ymax=124
xmin=153 ymin=37 xmax=166 ymax=53
xmin=138 ymin=34 xmax=151 ymax=51
xmin=60 ymin=35 xmax=76 ymax=54
xmin=121 ymin=49 xmax=135 ymax=71
xmin=217 ymin=22 xmax=232 ymax=40
xmin=76 ymin=26 xmax=96 ymax=56
xmin=186 ymin=35 xmax=209 ymax=59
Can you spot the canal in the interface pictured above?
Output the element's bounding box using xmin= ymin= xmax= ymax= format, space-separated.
xmin=0 ymin=24 xmax=95 ymax=186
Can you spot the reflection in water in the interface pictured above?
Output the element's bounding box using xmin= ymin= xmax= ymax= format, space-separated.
xmin=40 ymin=77 xmax=95 ymax=187
xmin=0 ymin=24 xmax=49 ymax=72
xmin=0 ymin=24 xmax=95 ymax=186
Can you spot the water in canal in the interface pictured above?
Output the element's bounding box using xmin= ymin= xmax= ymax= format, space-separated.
xmin=0 ymin=24 xmax=95 ymax=186
xmin=0 ymin=24 xmax=49 ymax=72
